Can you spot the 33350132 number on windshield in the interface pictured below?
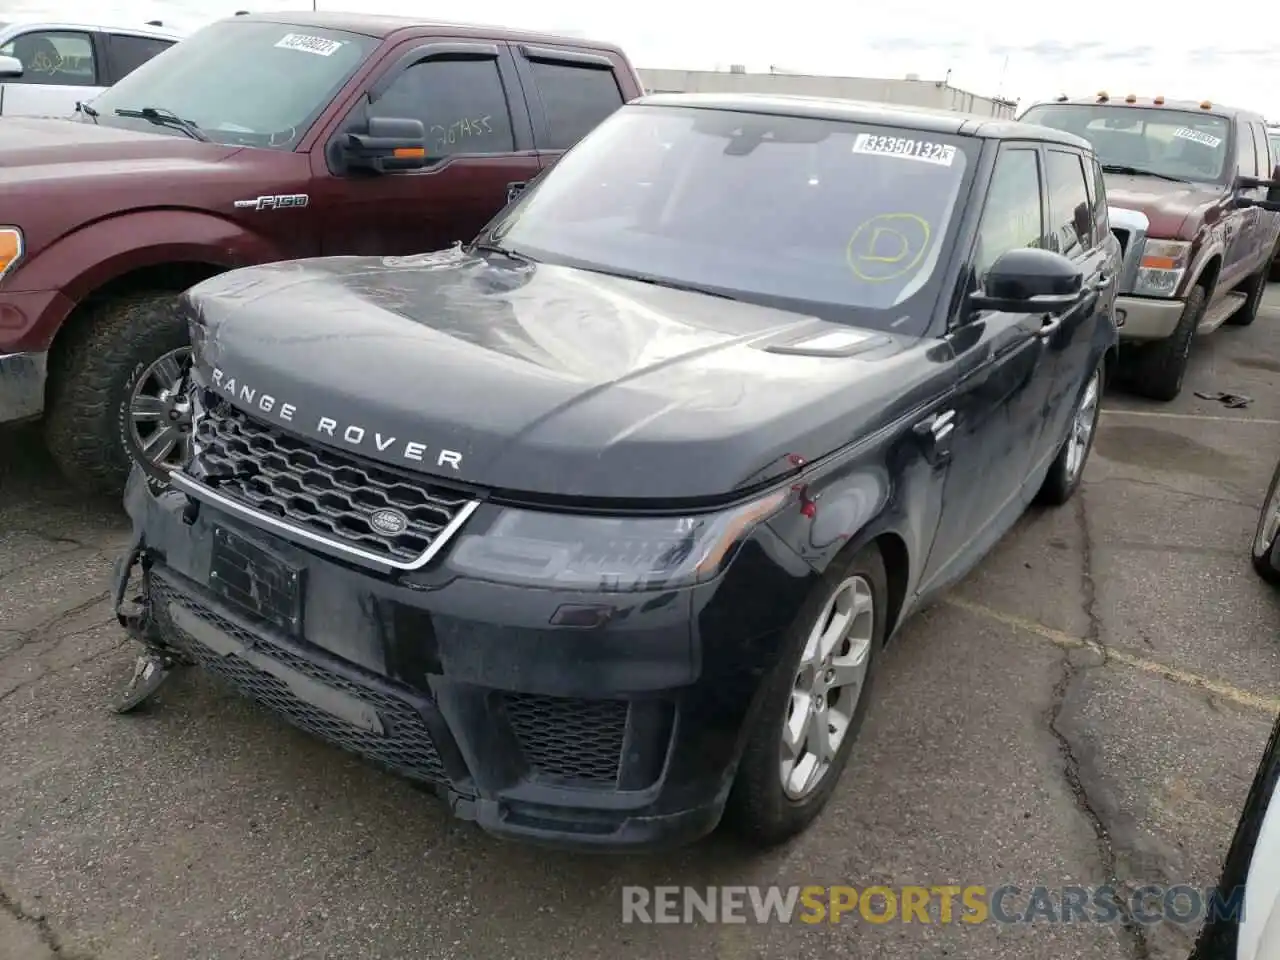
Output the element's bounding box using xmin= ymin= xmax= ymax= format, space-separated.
xmin=852 ymin=133 xmax=957 ymax=166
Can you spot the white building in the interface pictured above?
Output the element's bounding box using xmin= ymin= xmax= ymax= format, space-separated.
xmin=637 ymin=66 xmax=1017 ymax=119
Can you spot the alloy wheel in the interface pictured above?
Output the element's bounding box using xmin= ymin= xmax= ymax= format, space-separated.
xmin=779 ymin=575 xmax=875 ymax=801
xmin=1064 ymin=369 xmax=1101 ymax=484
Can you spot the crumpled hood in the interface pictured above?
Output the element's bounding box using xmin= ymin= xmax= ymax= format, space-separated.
xmin=0 ymin=116 xmax=238 ymax=182
xmin=1103 ymin=173 xmax=1223 ymax=239
xmin=184 ymin=247 xmax=942 ymax=502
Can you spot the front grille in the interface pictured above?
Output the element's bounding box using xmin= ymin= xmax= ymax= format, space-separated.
xmin=190 ymin=395 xmax=475 ymax=565
xmin=151 ymin=575 xmax=447 ymax=785
xmin=503 ymin=692 xmax=629 ymax=785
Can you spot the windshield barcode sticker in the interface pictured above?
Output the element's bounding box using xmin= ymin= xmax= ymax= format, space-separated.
xmin=274 ymin=33 xmax=343 ymax=56
xmin=853 ymin=133 xmax=956 ymax=166
xmin=1172 ymin=127 xmax=1222 ymax=149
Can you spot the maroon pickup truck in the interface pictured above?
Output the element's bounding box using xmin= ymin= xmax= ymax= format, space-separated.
xmin=0 ymin=11 xmax=642 ymax=493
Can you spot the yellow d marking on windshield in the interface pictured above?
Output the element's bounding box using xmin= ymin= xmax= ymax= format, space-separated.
xmin=846 ymin=213 xmax=932 ymax=282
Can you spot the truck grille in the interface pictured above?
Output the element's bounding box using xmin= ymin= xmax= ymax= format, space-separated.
xmin=190 ymin=395 xmax=476 ymax=566
xmin=151 ymin=575 xmax=448 ymax=785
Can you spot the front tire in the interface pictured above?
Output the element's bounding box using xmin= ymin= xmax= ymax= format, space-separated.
xmin=1250 ymin=457 xmax=1280 ymax=584
xmin=1036 ymin=360 xmax=1104 ymax=506
xmin=723 ymin=543 xmax=887 ymax=847
xmin=1124 ymin=284 xmax=1205 ymax=402
xmin=44 ymin=292 xmax=192 ymax=497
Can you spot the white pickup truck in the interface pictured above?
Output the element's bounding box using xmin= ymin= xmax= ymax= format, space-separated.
xmin=0 ymin=18 xmax=183 ymax=117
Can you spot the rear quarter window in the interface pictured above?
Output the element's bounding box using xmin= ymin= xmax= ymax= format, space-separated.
xmin=527 ymin=58 xmax=624 ymax=151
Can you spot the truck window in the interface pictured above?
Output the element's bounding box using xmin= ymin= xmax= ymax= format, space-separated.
xmin=1237 ymin=121 xmax=1259 ymax=178
xmin=106 ymin=33 xmax=174 ymax=80
xmin=526 ymin=59 xmax=624 ymax=151
xmin=974 ymin=148 xmax=1042 ymax=281
xmin=1081 ymin=153 xmax=1108 ymax=241
xmin=1045 ymin=149 xmax=1093 ymax=256
xmin=1251 ymin=122 xmax=1271 ymax=178
xmin=0 ymin=30 xmax=97 ymax=85
xmin=88 ymin=19 xmax=377 ymax=150
xmin=371 ymin=58 xmax=515 ymax=156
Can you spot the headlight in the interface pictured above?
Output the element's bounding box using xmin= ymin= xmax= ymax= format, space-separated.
xmin=0 ymin=227 xmax=23 ymax=281
xmin=1133 ymin=239 xmax=1190 ymax=298
xmin=446 ymin=489 xmax=791 ymax=592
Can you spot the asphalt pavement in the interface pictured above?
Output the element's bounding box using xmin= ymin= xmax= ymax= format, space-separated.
xmin=2 ymin=293 xmax=1279 ymax=960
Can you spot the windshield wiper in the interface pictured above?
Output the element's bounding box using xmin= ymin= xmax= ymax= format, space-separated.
xmin=114 ymin=106 xmax=210 ymax=142
xmin=1101 ymin=164 xmax=1190 ymax=184
xmin=586 ymin=267 xmax=741 ymax=301
xmin=470 ymin=240 xmax=536 ymax=264
xmin=75 ymin=101 xmax=99 ymax=123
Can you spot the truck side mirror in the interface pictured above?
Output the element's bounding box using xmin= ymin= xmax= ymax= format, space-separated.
xmin=344 ymin=116 xmax=429 ymax=174
xmin=0 ymin=55 xmax=23 ymax=79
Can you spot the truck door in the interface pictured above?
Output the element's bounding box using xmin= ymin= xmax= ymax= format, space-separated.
xmin=509 ymin=44 xmax=630 ymax=176
xmin=1224 ymin=120 xmax=1263 ymax=287
xmin=310 ymin=40 xmax=541 ymax=257
xmin=0 ymin=28 xmax=103 ymax=118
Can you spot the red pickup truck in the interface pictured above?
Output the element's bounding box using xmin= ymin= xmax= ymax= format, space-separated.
xmin=0 ymin=11 xmax=642 ymax=493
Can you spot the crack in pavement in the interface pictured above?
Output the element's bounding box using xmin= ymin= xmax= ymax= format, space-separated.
xmin=1090 ymin=475 xmax=1255 ymax=511
xmin=1046 ymin=491 xmax=1152 ymax=960
xmin=0 ymin=880 xmax=96 ymax=959
xmin=2 ymin=592 xmax=113 ymax=658
xmin=0 ymin=642 xmax=128 ymax=708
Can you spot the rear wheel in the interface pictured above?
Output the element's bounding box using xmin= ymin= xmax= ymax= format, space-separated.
xmin=1251 ymin=457 xmax=1280 ymax=584
xmin=724 ymin=543 xmax=886 ymax=847
xmin=44 ymin=292 xmax=192 ymax=497
xmin=1036 ymin=360 xmax=1104 ymax=506
xmin=1124 ymin=284 xmax=1205 ymax=402
xmin=1226 ymin=267 xmax=1267 ymax=327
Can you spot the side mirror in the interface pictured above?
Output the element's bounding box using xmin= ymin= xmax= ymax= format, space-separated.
xmin=968 ymin=248 xmax=1085 ymax=316
xmin=0 ymin=55 xmax=23 ymax=79
xmin=344 ymin=116 xmax=429 ymax=174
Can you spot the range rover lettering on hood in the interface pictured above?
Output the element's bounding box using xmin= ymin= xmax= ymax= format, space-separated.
xmin=209 ymin=367 xmax=464 ymax=472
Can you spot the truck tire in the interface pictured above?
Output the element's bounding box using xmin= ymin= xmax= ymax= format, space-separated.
xmin=1226 ymin=266 xmax=1268 ymax=327
xmin=723 ymin=542 xmax=885 ymax=847
xmin=44 ymin=292 xmax=191 ymax=497
xmin=1124 ymin=284 xmax=1205 ymax=402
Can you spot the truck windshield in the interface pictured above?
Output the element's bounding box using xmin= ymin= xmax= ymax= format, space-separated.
xmin=1021 ymin=104 xmax=1231 ymax=183
xmin=87 ymin=19 xmax=378 ymax=150
xmin=489 ymin=104 xmax=974 ymax=334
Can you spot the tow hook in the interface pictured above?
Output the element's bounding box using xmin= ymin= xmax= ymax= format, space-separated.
xmin=110 ymin=536 xmax=181 ymax=714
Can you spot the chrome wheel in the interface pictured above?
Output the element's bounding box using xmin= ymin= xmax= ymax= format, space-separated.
xmin=780 ymin=575 xmax=874 ymax=801
xmin=1254 ymin=474 xmax=1280 ymax=559
xmin=1064 ymin=369 xmax=1101 ymax=484
xmin=127 ymin=347 xmax=193 ymax=470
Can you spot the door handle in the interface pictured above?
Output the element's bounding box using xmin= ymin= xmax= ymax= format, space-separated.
xmin=506 ymin=181 xmax=527 ymax=204
xmin=1095 ymin=271 xmax=1112 ymax=291
xmin=913 ymin=409 xmax=955 ymax=441
xmin=1036 ymin=314 xmax=1065 ymax=339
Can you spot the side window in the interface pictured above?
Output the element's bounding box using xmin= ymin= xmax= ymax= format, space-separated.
xmin=1045 ymin=149 xmax=1094 ymax=257
xmin=106 ymin=34 xmax=174 ymax=81
xmin=973 ymin=148 xmax=1043 ymax=282
xmin=1081 ymin=154 xmax=1109 ymax=243
xmin=371 ymin=58 xmax=515 ymax=157
xmin=1252 ymin=122 xmax=1271 ymax=178
xmin=1236 ymin=122 xmax=1259 ymax=178
xmin=526 ymin=59 xmax=624 ymax=151
xmin=0 ymin=30 xmax=97 ymax=86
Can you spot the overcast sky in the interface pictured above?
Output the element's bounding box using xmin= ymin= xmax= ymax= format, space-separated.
xmin=5 ymin=0 xmax=1280 ymax=120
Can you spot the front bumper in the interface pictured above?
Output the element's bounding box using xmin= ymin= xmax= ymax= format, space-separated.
xmin=1114 ymin=295 xmax=1185 ymax=342
xmin=117 ymin=468 xmax=812 ymax=850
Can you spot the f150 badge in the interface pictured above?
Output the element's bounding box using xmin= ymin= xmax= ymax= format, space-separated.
xmin=234 ymin=194 xmax=310 ymax=211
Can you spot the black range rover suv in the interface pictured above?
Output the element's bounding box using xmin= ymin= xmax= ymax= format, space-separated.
xmin=113 ymin=93 xmax=1120 ymax=850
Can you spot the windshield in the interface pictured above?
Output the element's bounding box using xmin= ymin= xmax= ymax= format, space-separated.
xmin=489 ymin=105 xmax=975 ymax=334
xmin=87 ymin=19 xmax=378 ymax=150
xmin=1021 ymin=104 xmax=1231 ymax=183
